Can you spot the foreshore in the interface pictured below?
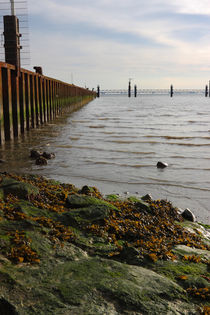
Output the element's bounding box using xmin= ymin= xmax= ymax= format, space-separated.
xmin=0 ymin=172 xmax=209 ymax=314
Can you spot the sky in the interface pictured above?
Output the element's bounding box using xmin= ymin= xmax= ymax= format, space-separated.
xmin=21 ymin=0 xmax=210 ymax=89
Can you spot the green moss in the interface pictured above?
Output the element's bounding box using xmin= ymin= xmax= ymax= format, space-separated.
xmin=0 ymin=177 xmax=39 ymax=200
xmin=127 ymin=196 xmax=141 ymax=203
xmin=153 ymin=260 xmax=208 ymax=282
xmin=66 ymin=194 xmax=117 ymax=210
xmin=198 ymin=222 xmax=210 ymax=229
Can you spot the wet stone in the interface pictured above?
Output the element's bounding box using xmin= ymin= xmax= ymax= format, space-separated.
xmin=181 ymin=208 xmax=196 ymax=222
xmin=30 ymin=149 xmax=43 ymax=159
xmin=141 ymin=193 xmax=153 ymax=202
xmin=157 ymin=161 xmax=168 ymax=168
xmin=42 ymin=152 xmax=55 ymax=159
xmin=36 ymin=156 xmax=48 ymax=166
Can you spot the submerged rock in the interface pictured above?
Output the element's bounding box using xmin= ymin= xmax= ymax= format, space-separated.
xmin=157 ymin=161 xmax=168 ymax=168
xmin=42 ymin=152 xmax=55 ymax=160
xmin=30 ymin=149 xmax=43 ymax=159
xmin=36 ymin=156 xmax=48 ymax=166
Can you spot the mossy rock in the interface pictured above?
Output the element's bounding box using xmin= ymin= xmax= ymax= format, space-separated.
xmin=15 ymin=201 xmax=58 ymax=220
xmin=105 ymin=194 xmax=120 ymax=202
xmin=127 ymin=196 xmax=141 ymax=203
xmin=66 ymin=194 xmax=116 ymax=210
xmin=61 ymin=204 xmax=115 ymax=226
xmin=0 ymin=177 xmax=39 ymax=200
xmin=173 ymin=245 xmax=210 ymax=260
xmin=135 ymin=199 xmax=151 ymax=213
xmin=152 ymin=259 xmax=208 ymax=282
xmin=50 ymin=257 xmax=197 ymax=314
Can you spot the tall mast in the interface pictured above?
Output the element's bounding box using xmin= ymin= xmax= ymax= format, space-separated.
xmin=10 ymin=0 xmax=15 ymax=15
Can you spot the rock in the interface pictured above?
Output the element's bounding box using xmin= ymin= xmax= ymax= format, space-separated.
xmin=79 ymin=185 xmax=95 ymax=195
xmin=0 ymin=298 xmax=18 ymax=315
xmin=42 ymin=152 xmax=55 ymax=159
xmin=36 ymin=156 xmax=48 ymax=165
xmin=66 ymin=194 xmax=115 ymax=210
xmin=141 ymin=193 xmax=153 ymax=202
xmin=157 ymin=161 xmax=168 ymax=168
xmin=62 ymin=204 xmax=113 ymax=225
xmin=135 ymin=199 xmax=151 ymax=213
xmin=30 ymin=149 xmax=43 ymax=159
xmin=0 ymin=177 xmax=39 ymax=199
xmin=181 ymin=208 xmax=196 ymax=222
xmin=0 ymin=159 xmax=5 ymax=164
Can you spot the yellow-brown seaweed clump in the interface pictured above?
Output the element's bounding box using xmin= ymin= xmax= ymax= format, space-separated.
xmin=87 ymin=198 xmax=209 ymax=261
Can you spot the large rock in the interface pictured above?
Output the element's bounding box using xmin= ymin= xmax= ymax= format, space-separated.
xmin=0 ymin=177 xmax=39 ymax=200
xmin=66 ymin=194 xmax=116 ymax=210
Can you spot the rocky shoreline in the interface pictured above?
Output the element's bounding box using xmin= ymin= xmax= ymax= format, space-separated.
xmin=0 ymin=172 xmax=209 ymax=314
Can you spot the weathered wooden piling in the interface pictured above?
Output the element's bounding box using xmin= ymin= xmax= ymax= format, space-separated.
xmin=209 ymin=81 xmax=210 ymax=98
xmin=205 ymin=85 xmax=208 ymax=97
xmin=128 ymin=81 xmax=131 ymax=98
xmin=134 ymin=85 xmax=137 ymax=97
xmin=170 ymin=85 xmax=173 ymax=97
xmin=97 ymin=85 xmax=100 ymax=98
xmin=0 ymin=62 xmax=96 ymax=145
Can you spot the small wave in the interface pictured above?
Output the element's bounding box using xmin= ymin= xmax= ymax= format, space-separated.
xmin=55 ymin=144 xmax=155 ymax=155
xmin=71 ymin=120 xmax=89 ymax=123
xmin=88 ymin=125 xmax=106 ymax=129
xmin=69 ymin=137 xmax=80 ymax=141
xmin=90 ymin=161 xmax=152 ymax=168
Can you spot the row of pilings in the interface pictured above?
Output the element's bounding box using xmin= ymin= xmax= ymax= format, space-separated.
xmin=0 ymin=62 xmax=96 ymax=145
xmin=97 ymin=84 xmax=210 ymax=97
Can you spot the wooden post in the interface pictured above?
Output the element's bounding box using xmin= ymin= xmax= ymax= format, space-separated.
xmin=34 ymin=75 xmax=39 ymax=126
xmin=128 ymin=81 xmax=131 ymax=97
xmin=97 ymin=85 xmax=100 ymax=97
xmin=2 ymin=68 xmax=12 ymax=141
xmin=205 ymin=85 xmax=208 ymax=97
xmin=25 ymin=73 xmax=30 ymax=131
xmin=19 ymin=72 xmax=25 ymax=134
xmin=134 ymin=85 xmax=137 ymax=97
xmin=170 ymin=85 xmax=173 ymax=97
xmin=0 ymin=67 xmax=3 ymax=144
xmin=11 ymin=69 xmax=19 ymax=138
xmin=38 ymin=76 xmax=43 ymax=124
xmin=42 ymin=78 xmax=46 ymax=123
xmin=30 ymin=75 xmax=35 ymax=128
xmin=46 ymin=79 xmax=49 ymax=121
xmin=49 ymin=80 xmax=52 ymax=120
xmin=4 ymin=15 xmax=21 ymax=73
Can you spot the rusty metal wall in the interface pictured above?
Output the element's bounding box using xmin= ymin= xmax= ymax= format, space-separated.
xmin=0 ymin=61 xmax=96 ymax=144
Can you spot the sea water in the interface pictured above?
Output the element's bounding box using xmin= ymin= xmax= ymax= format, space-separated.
xmin=0 ymin=95 xmax=210 ymax=224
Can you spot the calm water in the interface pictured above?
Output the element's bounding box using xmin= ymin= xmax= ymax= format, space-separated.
xmin=0 ymin=95 xmax=210 ymax=224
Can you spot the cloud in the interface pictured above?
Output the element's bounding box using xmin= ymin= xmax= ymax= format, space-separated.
xmin=27 ymin=0 xmax=210 ymax=88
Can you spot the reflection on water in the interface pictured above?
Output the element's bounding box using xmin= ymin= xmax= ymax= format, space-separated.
xmin=0 ymin=95 xmax=210 ymax=224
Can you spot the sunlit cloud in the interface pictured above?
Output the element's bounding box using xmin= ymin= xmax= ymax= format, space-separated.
xmin=28 ymin=0 xmax=210 ymax=88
